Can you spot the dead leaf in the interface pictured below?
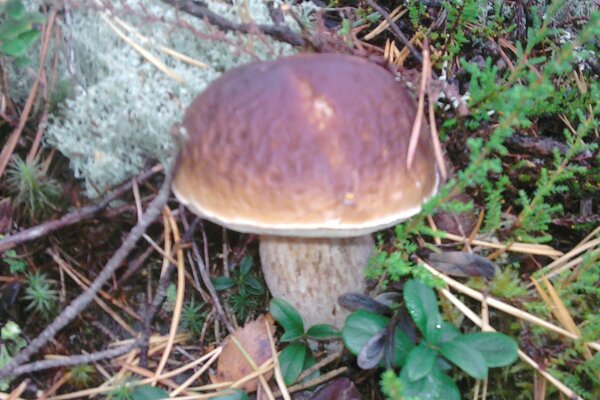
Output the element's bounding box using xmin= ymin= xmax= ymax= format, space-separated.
xmin=212 ymin=314 xmax=275 ymax=392
xmin=308 ymin=377 xmax=362 ymax=400
xmin=426 ymin=251 xmax=498 ymax=279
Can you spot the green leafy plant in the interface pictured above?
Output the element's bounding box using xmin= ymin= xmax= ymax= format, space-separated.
xmin=24 ymin=271 xmax=58 ymax=317
xmin=269 ymin=298 xmax=340 ymax=385
xmin=342 ymin=279 xmax=518 ymax=399
xmin=6 ymin=155 xmax=60 ymax=221
xmin=0 ymin=0 xmax=45 ymax=66
xmin=179 ymin=298 xmax=207 ymax=337
xmin=69 ymin=364 xmax=95 ymax=388
xmin=0 ymin=321 xmax=26 ymax=390
xmin=0 ymin=245 xmax=26 ymax=274
xmin=213 ymin=256 xmax=265 ymax=321
xmin=212 ymin=389 xmax=249 ymax=400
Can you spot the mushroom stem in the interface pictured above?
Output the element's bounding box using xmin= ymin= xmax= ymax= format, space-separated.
xmin=259 ymin=235 xmax=374 ymax=329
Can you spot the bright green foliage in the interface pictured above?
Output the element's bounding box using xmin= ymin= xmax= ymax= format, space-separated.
xmin=442 ymin=0 xmax=482 ymax=57
xmin=342 ymin=279 xmax=518 ymax=399
xmin=6 ymin=155 xmax=60 ymax=221
xmin=108 ymin=385 xmax=134 ymax=400
xmin=269 ymin=298 xmax=339 ymax=385
xmin=131 ymin=386 xmax=169 ymax=400
xmin=406 ymin=0 xmax=426 ymax=29
xmin=212 ymin=390 xmax=249 ymax=400
xmin=279 ymin=342 xmax=307 ymax=385
xmin=481 ymin=175 xmax=509 ymax=233
xmin=213 ymin=256 xmax=265 ymax=321
xmin=24 ymin=271 xmax=58 ymax=317
xmin=0 ymin=0 xmax=45 ymax=66
xmin=342 ymin=310 xmax=413 ymax=368
xmin=0 ymin=246 xmax=26 ymax=274
xmin=0 ymin=321 xmax=26 ymax=390
xmin=179 ymin=299 xmax=207 ymax=337
xmin=366 ymin=226 xmax=442 ymax=289
xmin=380 ymin=370 xmax=414 ymax=400
xmin=69 ymin=364 xmax=95 ymax=387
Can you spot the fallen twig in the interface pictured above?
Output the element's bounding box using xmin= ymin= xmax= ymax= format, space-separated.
xmin=162 ymin=0 xmax=305 ymax=47
xmin=365 ymin=0 xmax=423 ymax=64
xmin=7 ymin=340 xmax=138 ymax=377
xmin=0 ymin=165 xmax=162 ymax=253
xmin=0 ymin=157 xmax=176 ymax=380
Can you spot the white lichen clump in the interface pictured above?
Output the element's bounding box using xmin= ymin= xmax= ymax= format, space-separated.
xmin=40 ymin=0 xmax=316 ymax=197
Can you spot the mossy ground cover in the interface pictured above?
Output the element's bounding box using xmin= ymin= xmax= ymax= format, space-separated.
xmin=0 ymin=0 xmax=598 ymax=398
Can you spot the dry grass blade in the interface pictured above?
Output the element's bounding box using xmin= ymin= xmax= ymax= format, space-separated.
xmin=441 ymin=232 xmax=563 ymax=257
xmin=406 ymin=44 xmax=430 ymax=170
xmin=419 ymin=260 xmax=600 ymax=351
xmin=154 ymin=208 xmax=186 ymax=378
xmin=533 ymin=236 xmax=600 ymax=280
xmin=99 ymin=13 xmax=184 ymax=82
xmin=265 ymin=321 xmax=291 ymax=400
xmin=363 ymin=6 xmax=406 ymax=41
xmin=229 ymin=335 xmax=275 ymax=400
xmin=48 ymin=250 xmax=137 ymax=336
xmin=7 ymin=379 xmax=28 ymax=400
xmin=170 ymin=347 xmax=222 ymax=396
xmin=439 ymin=288 xmax=583 ymax=400
xmin=273 ymin=367 xmax=348 ymax=396
xmin=534 ymin=277 xmax=594 ymax=360
xmin=113 ymin=16 xmax=209 ymax=69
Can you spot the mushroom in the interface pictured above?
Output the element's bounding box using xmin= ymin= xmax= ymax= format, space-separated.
xmin=173 ymin=54 xmax=438 ymax=328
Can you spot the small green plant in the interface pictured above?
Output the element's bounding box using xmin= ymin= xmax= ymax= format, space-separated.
xmin=0 ymin=321 xmax=26 ymax=390
xmin=24 ymin=271 xmax=58 ymax=317
xmin=342 ymin=279 xmax=518 ymax=399
xmin=0 ymin=244 xmax=26 ymax=274
xmin=0 ymin=0 xmax=45 ymax=66
xmin=269 ymin=298 xmax=340 ymax=385
xmin=213 ymin=256 xmax=265 ymax=321
xmin=69 ymin=364 xmax=95 ymax=388
xmin=212 ymin=389 xmax=249 ymax=400
xmin=179 ymin=298 xmax=207 ymax=337
xmin=6 ymin=155 xmax=60 ymax=221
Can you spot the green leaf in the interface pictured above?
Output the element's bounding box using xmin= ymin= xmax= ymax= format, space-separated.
xmin=438 ymin=340 xmax=488 ymax=380
xmin=244 ymin=276 xmax=264 ymax=295
xmin=279 ymin=343 xmax=307 ymax=386
xmin=270 ymin=298 xmax=304 ymax=336
xmin=404 ymin=343 xmax=436 ymax=381
xmin=280 ymin=329 xmax=303 ymax=342
xmin=12 ymin=55 xmax=30 ymax=67
xmin=424 ymin=314 xmax=444 ymax=345
xmin=306 ymin=324 xmax=340 ymax=341
xmin=1 ymin=30 xmax=40 ymax=58
xmin=212 ymin=389 xmax=249 ymax=400
xmin=457 ymin=332 xmax=518 ymax=367
xmin=342 ymin=310 xmax=413 ymax=368
xmin=239 ymin=256 xmax=253 ymax=275
xmin=7 ymin=0 xmax=25 ymax=20
xmin=0 ymin=19 xmax=32 ymax=40
xmin=131 ymin=385 xmax=169 ymax=400
xmin=399 ymin=364 xmax=460 ymax=400
xmin=403 ymin=279 xmax=440 ymax=335
xmin=438 ymin=321 xmax=461 ymax=343
xmin=212 ymin=276 xmax=235 ymax=290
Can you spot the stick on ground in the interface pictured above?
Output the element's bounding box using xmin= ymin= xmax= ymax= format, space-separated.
xmin=0 ymin=159 xmax=175 ymax=380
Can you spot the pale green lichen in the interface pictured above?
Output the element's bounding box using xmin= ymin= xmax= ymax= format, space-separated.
xmin=35 ymin=0 xmax=317 ymax=197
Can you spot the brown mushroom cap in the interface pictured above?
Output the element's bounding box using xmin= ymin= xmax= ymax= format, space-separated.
xmin=173 ymin=53 xmax=438 ymax=237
